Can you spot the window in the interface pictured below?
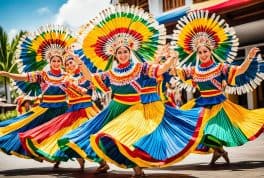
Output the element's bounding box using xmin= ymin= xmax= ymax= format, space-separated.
xmin=163 ymin=0 xmax=185 ymax=12
xmin=119 ymin=0 xmax=149 ymax=11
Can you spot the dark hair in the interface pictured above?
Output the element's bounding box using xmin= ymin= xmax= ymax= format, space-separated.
xmin=50 ymin=55 xmax=63 ymax=62
xmin=64 ymin=57 xmax=74 ymax=66
xmin=197 ymin=45 xmax=212 ymax=52
xmin=115 ymin=46 xmax=130 ymax=55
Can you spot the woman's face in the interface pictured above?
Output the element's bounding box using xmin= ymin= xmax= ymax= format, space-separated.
xmin=50 ymin=56 xmax=62 ymax=70
xmin=115 ymin=46 xmax=130 ymax=64
xmin=65 ymin=59 xmax=77 ymax=73
xmin=197 ymin=45 xmax=212 ymax=64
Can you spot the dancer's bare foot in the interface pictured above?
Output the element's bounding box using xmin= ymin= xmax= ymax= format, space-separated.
xmin=209 ymin=151 xmax=221 ymax=166
xmin=94 ymin=161 xmax=109 ymax=174
xmin=221 ymin=151 xmax=230 ymax=165
xmin=53 ymin=161 xmax=60 ymax=169
xmin=131 ymin=166 xmax=145 ymax=177
xmin=77 ymin=158 xmax=85 ymax=170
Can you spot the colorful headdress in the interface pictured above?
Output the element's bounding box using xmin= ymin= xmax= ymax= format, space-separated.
xmin=171 ymin=10 xmax=239 ymax=67
xmin=14 ymin=25 xmax=76 ymax=96
xmin=16 ymin=24 xmax=76 ymax=73
xmin=76 ymin=4 xmax=166 ymax=71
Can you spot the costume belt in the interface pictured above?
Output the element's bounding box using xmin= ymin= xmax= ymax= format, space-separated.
xmin=141 ymin=87 xmax=157 ymax=94
xmin=68 ymin=96 xmax=92 ymax=105
xmin=42 ymin=95 xmax=67 ymax=103
xmin=200 ymin=90 xmax=222 ymax=97
xmin=113 ymin=93 xmax=140 ymax=105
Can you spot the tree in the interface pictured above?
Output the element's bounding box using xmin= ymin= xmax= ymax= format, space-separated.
xmin=0 ymin=26 xmax=26 ymax=103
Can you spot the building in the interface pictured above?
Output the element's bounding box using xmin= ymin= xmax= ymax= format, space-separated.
xmin=112 ymin=0 xmax=264 ymax=109
xmin=0 ymin=98 xmax=16 ymax=114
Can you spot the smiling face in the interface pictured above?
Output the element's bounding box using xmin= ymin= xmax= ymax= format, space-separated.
xmin=197 ymin=45 xmax=212 ymax=64
xmin=50 ymin=56 xmax=62 ymax=70
xmin=65 ymin=58 xmax=77 ymax=73
xmin=115 ymin=46 xmax=131 ymax=64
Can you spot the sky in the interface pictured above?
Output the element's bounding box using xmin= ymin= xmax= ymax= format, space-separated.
xmin=0 ymin=0 xmax=111 ymax=40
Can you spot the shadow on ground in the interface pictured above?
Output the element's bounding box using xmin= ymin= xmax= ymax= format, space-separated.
xmin=1 ymin=161 xmax=263 ymax=178
xmin=153 ymin=160 xmax=264 ymax=172
xmin=0 ymin=166 xmax=196 ymax=178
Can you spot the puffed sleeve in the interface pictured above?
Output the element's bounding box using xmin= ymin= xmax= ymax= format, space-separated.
xmin=141 ymin=62 xmax=160 ymax=79
xmin=176 ymin=66 xmax=194 ymax=81
xmin=26 ymin=71 xmax=43 ymax=83
xmin=222 ymin=63 xmax=238 ymax=86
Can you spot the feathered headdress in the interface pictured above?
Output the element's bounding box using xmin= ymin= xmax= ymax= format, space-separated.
xmin=16 ymin=24 xmax=76 ymax=73
xmin=171 ymin=10 xmax=239 ymax=67
xmin=14 ymin=25 xmax=76 ymax=96
xmin=76 ymin=4 xmax=166 ymax=71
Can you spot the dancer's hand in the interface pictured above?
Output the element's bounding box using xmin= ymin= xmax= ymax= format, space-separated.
xmin=162 ymin=44 xmax=170 ymax=59
xmin=247 ymin=47 xmax=260 ymax=61
xmin=0 ymin=71 xmax=9 ymax=77
xmin=169 ymin=49 xmax=178 ymax=62
xmin=73 ymin=55 xmax=84 ymax=66
xmin=154 ymin=44 xmax=169 ymax=64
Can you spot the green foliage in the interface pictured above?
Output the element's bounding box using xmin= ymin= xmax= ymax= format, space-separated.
xmin=0 ymin=26 xmax=27 ymax=101
xmin=0 ymin=110 xmax=18 ymax=121
xmin=0 ymin=27 xmax=26 ymax=74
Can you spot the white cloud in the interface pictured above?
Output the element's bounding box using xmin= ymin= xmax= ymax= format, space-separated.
xmin=8 ymin=29 xmax=18 ymax=41
xmin=36 ymin=7 xmax=51 ymax=15
xmin=55 ymin=0 xmax=111 ymax=30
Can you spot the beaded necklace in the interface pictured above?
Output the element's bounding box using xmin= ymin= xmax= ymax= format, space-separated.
xmin=109 ymin=61 xmax=142 ymax=86
xmin=193 ymin=63 xmax=223 ymax=82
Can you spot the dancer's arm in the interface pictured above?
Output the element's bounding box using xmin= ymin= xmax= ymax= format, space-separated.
xmin=156 ymin=45 xmax=178 ymax=76
xmin=78 ymin=62 xmax=92 ymax=81
xmin=0 ymin=71 xmax=28 ymax=81
xmin=235 ymin=47 xmax=260 ymax=76
xmin=69 ymin=52 xmax=93 ymax=81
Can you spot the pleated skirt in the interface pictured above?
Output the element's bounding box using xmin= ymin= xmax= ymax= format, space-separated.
xmin=58 ymin=100 xmax=133 ymax=162
xmin=0 ymin=105 xmax=67 ymax=158
xmin=90 ymin=101 xmax=205 ymax=168
xmin=181 ymin=99 xmax=264 ymax=151
xmin=19 ymin=104 xmax=100 ymax=161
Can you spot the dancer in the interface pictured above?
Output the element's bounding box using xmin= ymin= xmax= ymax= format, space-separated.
xmin=171 ymin=10 xmax=264 ymax=166
xmin=19 ymin=51 xmax=100 ymax=169
xmin=89 ymin=44 xmax=205 ymax=177
xmin=0 ymin=25 xmax=75 ymax=159
xmin=58 ymin=4 xmax=168 ymax=174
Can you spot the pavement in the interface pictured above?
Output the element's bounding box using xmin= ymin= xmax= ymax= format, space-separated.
xmin=0 ymin=135 xmax=263 ymax=178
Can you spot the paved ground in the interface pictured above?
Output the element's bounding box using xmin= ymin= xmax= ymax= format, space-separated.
xmin=0 ymin=135 xmax=263 ymax=178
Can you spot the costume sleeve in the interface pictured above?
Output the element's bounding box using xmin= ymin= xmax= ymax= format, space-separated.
xmin=64 ymin=81 xmax=88 ymax=96
xmin=142 ymin=62 xmax=160 ymax=79
xmin=91 ymin=72 xmax=111 ymax=93
xmin=26 ymin=71 xmax=43 ymax=83
xmin=222 ymin=63 xmax=238 ymax=86
xmin=224 ymin=55 xmax=264 ymax=95
xmin=170 ymin=66 xmax=196 ymax=92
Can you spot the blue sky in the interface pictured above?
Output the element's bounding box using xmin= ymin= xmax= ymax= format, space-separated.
xmin=0 ymin=0 xmax=110 ymax=39
xmin=0 ymin=0 xmax=66 ymax=37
